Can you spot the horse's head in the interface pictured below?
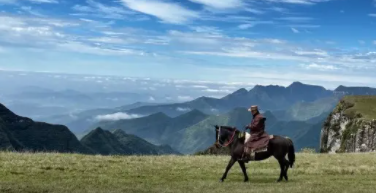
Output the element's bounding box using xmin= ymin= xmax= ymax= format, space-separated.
xmin=214 ymin=125 xmax=237 ymax=148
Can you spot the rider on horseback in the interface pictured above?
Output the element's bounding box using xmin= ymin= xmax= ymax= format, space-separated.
xmin=242 ymin=105 xmax=270 ymax=161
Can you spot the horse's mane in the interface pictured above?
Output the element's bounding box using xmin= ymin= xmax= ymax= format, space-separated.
xmin=217 ymin=125 xmax=246 ymax=141
xmin=218 ymin=125 xmax=237 ymax=131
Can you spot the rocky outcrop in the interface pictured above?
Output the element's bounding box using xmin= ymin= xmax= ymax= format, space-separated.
xmin=320 ymin=96 xmax=376 ymax=153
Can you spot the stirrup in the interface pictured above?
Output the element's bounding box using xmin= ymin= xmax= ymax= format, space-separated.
xmin=241 ymin=150 xmax=255 ymax=161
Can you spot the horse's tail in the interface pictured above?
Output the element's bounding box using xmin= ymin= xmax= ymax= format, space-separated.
xmin=286 ymin=138 xmax=295 ymax=168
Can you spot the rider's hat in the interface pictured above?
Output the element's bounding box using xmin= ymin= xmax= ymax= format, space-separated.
xmin=248 ymin=105 xmax=258 ymax=111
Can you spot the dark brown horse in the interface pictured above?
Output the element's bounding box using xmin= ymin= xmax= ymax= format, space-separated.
xmin=215 ymin=125 xmax=295 ymax=183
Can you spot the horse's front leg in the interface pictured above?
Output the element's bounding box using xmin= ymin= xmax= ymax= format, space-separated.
xmin=220 ymin=157 xmax=236 ymax=182
xmin=238 ymin=161 xmax=249 ymax=182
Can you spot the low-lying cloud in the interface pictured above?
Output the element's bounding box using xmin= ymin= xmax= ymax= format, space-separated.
xmin=95 ymin=112 xmax=143 ymax=121
xmin=176 ymin=107 xmax=191 ymax=112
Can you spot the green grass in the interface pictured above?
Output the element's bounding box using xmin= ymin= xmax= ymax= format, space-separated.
xmin=1 ymin=152 xmax=376 ymax=193
xmin=342 ymin=96 xmax=376 ymax=120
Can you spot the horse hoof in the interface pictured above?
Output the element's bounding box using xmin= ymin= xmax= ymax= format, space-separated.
xmin=219 ymin=179 xmax=224 ymax=183
xmin=244 ymin=179 xmax=249 ymax=182
xmin=276 ymin=179 xmax=282 ymax=183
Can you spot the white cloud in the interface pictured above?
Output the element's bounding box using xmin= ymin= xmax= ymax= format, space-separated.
xmin=0 ymin=16 xmax=66 ymax=43
xmin=302 ymin=63 xmax=338 ymax=71
xmin=245 ymin=8 xmax=265 ymax=14
xmin=278 ymin=17 xmax=313 ymax=22
xmin=176 ymin=107 xmax=191 ymax=112
xmin=191 ymin=85 xmax=209 ymax=88
xmin=369 ymin=14 xmax=376 ymax=17
xmin=238 ymin=21 xmax=273 ymax=29
xmin=0 ymin=0 xmax=16 ymax=4
xmin=0 ymin=0 xmax=57 ymax=3
xmin=121 ymin=0 xmax=199 ymax=24
xmin=29 ymin=0 xmax=58 ymax=3
xmin=268 ymin=7 xmax=289 ymax=12
xmin=188 ymin=0 xmax=243 ymax=9
xmin=204 ymin=89 xmax=232 ymax=93
xmin=168 ymin=30 xmax=221 ymax=45
xmin=177 ymin=95 xmax=194 ymax=101
xmin=295 ymin=50 xmax=329 ymax=57
xmin=189 ymin=26 xmax=222 ymax=36
xmin=56 ymin=41 xmax=145 ymax=56
xmin=288 ymin=24 xmax=320 ymax=28
xmin=265 ymin=0 xmax=331 ymax=5
xmin=88 ymin=37 xmax=138 ymax=44
xmin=144 ymin=37 xmax=170 ymax=45
xmin=291 ymin=27 xmax=300 ymax=33
xmin=20 ymin=6 xmax=45 ymax=16
xmin=182 ymin=44 xmax=376 ymax=70
xmin=72 ymin=0 xmax=133 ymax=19
xmin=183 ymin=50 xmax=307 ymax=61
xmin=202 ymin=15 xmax=255 ymax=23
xmin=262 ymin=39 xmax=286 ymax=44
xmin=95 ymin=112 xmax=143 ymax=121
xmin=373 ymin=40 xmax=376 ymax=45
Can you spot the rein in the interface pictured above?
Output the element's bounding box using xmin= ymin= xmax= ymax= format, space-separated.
xmin=217 ymin=126 xmax=237 ymax=147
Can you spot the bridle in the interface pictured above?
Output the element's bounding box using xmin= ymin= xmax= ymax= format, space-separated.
xmin=217 ymin=126 xmax=236 ymax=147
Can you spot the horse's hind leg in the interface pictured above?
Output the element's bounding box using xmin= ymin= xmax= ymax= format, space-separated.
xmin=220 ymin=157 xmax=236 ymax=182
xmin=238 ymin=161 xmax=249 ymax=182
xmin=283 ymin=158 xmax=290 ymax=181
xmin=277 ymin=159 xmax=284 ymax=182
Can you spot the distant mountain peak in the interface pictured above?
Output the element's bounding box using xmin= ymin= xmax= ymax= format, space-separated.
xmin=93 ymin=127 xmax=105 ymax=133
xmin=335 ymin=85 xmax=346 ymax=90
xmin=149 ymin=112 xmax=170 ymax=119
xmin=287 ymin=81 xmax=326 ymax=89
xmin=289 ymin=81 xmax=304 ymax=86
xmin=233 ymin=88 xmax=248 ymax=94
xmin=250 ymin=84 xmax=286 ymax=92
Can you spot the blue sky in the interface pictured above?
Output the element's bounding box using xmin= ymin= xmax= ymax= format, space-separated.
xmin=0 ymin=0 xmax=376 ymax=88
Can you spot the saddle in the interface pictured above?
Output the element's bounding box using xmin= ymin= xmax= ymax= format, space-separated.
xmin=241 ymin=133 xmax=274 ymax=161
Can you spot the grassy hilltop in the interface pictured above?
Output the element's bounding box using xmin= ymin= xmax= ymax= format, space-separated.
xmin=1 ymin=152 xmax=376 ymax=193
xmin=340 ymin=95 xmax=376 ymax=120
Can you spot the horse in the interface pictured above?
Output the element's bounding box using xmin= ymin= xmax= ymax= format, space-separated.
xmin=214 ymin=125 xmax=295 ymax=183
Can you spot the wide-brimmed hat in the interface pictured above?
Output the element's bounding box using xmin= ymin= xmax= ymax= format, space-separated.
xmin=248 ymin=105 xmax=258 ymax=111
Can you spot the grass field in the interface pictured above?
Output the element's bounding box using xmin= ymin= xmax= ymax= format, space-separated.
xmin=1 ymin=152 xmax=376 ymax=193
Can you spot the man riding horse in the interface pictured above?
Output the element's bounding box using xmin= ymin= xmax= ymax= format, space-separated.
xmin=242 ymin=105 xmax=270 ymax=161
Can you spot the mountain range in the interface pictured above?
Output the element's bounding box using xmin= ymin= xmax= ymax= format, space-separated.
xmin=92 ymin=107 xmax=325 ymax=154
xmin=2 ymin=81 xmax=376 ymax=155
xmin=41 ymin=81 xmax=344 ymax=135
xmin=0 ymin=102 xmax=180 ymax=155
